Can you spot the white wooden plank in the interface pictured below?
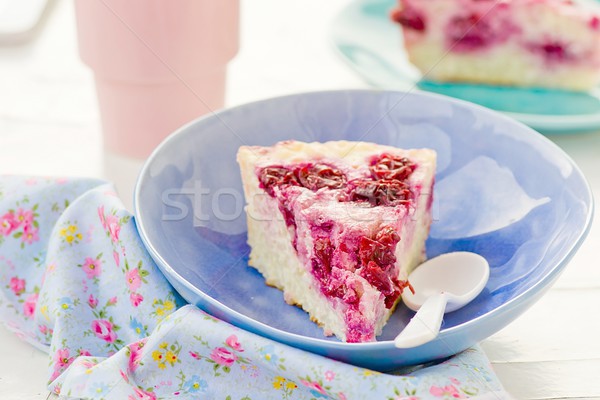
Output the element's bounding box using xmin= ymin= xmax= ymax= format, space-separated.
xmin=492 ymin=359 xmax=600 ymax=399
xmin=482 ymin=288 xmax=600 ymax=363
xmin=0 ymin=325 xmax=50 ymax=400
xmin=547 ymin=134 xmax=600 ymax=291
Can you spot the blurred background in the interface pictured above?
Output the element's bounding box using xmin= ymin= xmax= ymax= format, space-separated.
xmin=0 ymin=0 xmax=360 ymax=207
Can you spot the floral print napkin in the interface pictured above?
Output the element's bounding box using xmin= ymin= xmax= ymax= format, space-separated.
xmin=0 ymin=176 xmax=511 ymax=399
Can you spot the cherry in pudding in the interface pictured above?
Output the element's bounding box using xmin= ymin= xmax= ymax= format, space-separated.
xmin=238 ymin=140 xmax=436 ymax=342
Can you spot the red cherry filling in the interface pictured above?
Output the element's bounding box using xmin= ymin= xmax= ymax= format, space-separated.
xmin=257 ymin=154 xmax=417 ymax=327
xmin=311 ymin=224 xmax=407 ymax=311
xmin=258 ymin=166 xmax=299 ymax=196
xmin=391 ymin=7 xmax=426 ymax=32
xmin=524 ymin=41 xmax=573 ymax=63
xmin=370 ymin=153 xmax=416 ymax=181
xmin=358 ymin=226 xmax=405 ymax=308
xmin=278 ymin=202 xmax=297 ymax=238
xmin=542 ymin=43 xmax=567 ymax=61
xmin=297 ymin=164 xmax=346 ymax=191
xmin=361 ymin=262 xmax=402 ymax=309
xmin=258 ymin=163 xmax=345 ymax=195
xmin=358 ymin=236 xmax=396 ymax=268
xmin=347 ymin=179 xmax=412 ymax=207
xmin=312 ymin=237 xmax=333 ymax=285
xmin=258 ymin=154 xmax=415 ymax=207
xmin=312 ymin=237 xmax=361 ymax=305
xmin=375 ymin=225 xmax=401 ymax=246
xmin=344 ymin=154 xmax=416 ymax=207
xmin=447 ymin=13 xmax=494 ymax=51
xmin=537 ymin=42 xmax=570 ymax=62
xmin=258 ymin=163 xmax=346 ymax=247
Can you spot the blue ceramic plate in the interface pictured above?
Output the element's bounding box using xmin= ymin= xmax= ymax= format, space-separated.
xmin=134 ymin=90 xmax=593 ymax=371
xmin=330 ymin=0 xmax=600 ymax=134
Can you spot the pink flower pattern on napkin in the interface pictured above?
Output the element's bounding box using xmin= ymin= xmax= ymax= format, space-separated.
xmin=23 ymin=293 xmax=38 ymax=319
xmin=0 ymin=177 xmax=510 ymax=399
xmin=210 ymin=346 xmax=238 ymax=366
xmin=81 ymin=256 xmax=102 ymax=279
xmin=0 ymin=203 xmax=40 ymax=247
xmin=91 ymin=319 xmax=117 ymax=343
xmin=226 ymin=334 xmax=244 ymax=352
xmin=0 ymin=211 xmax=19 ymax=236
xmin=9 ymin=276 xmax=26 ymax=295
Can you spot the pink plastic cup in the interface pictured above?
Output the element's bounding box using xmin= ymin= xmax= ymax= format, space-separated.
xmin=74 ymin=0 xmax=239 ymax=159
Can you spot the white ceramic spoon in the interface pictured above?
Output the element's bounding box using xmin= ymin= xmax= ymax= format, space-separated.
xmin=394 ymin=252 xmax=490 ymax=349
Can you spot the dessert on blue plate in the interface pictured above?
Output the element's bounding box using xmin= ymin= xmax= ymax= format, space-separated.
xmin=237 ymin=140 xmax=436 ymax=342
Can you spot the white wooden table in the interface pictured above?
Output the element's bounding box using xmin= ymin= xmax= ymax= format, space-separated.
xmin=0 ymin=1 xmax=598 ymax=399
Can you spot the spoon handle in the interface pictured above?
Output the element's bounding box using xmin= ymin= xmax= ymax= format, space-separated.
xmin=394 ymin=293 xmax=448 ymax=348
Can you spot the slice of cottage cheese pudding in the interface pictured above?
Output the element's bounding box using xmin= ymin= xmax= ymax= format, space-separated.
xmin=237 ymin=140 xmax=436 ymax=343
xmin=391 ymin=0 xmax=600 ymax=91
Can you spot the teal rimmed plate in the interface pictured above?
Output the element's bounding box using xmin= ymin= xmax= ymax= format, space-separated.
xmin=330 ymin=0 xmax=600 ymax=134
xmin=134 ymin=89 xmax=593 ymax=371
